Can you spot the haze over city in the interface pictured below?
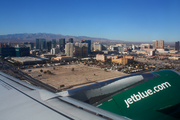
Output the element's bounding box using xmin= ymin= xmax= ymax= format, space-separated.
xmin=1 ymin=0 xmax=180 ymax=42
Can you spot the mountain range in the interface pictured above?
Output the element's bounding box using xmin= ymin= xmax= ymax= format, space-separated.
xmin=0 ymin=33 xmax=174 ymax=45
xmin=0 ymin=33 xmax=119 ymax=42
xmin=0 ymin=33 xmax=142 ymax=44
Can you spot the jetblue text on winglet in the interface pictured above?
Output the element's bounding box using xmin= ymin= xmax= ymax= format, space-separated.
xmin=124 ymin=82 xmax=171 ymax=108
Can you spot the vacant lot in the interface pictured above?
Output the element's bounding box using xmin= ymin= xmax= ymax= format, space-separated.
xmin=22 ymin=64 xmax=127 ymax=90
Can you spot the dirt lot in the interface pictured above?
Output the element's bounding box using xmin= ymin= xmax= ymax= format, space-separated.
xmin=22 ymin=64 xmax=127 ymax=90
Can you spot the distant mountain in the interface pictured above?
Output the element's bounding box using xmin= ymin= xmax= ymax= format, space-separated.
xmin=0 ymin=33 xmax=125 ymax=43
xmin=2 ymin=33 xmax=173 ymax=45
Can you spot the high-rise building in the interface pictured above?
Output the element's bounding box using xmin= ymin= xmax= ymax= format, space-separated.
xmin=47 ymin=41 xmax=52 ymax=52
xmin=36 ymin=39 xmax=40 ymax=49
xmin=15 ymin=47 xmax=30 ymax=57
xmin=158 ymin=40 xmax=164 ymax=49
xmin=153 ymin=40 xmax=157 ymax=49
xmin=75 ymin=42 xmax=88 ymax=57
xmin=52 ymin=39 xmax=56 ymax=48
xmin=175 ymin=41 xmax=179 ymax=51
xmin=29 ymin=42 xmax=35 ymax=50
xmin=51 ymin=48 xmax=59 ymax=55
xmin=59 ymin=38 xmax=65 ymax=51
xmin=65 ymin=43 xmax=73 ymax=57
xmin=152 ymin=40 xmax=164 ymax=49
xmin=94 ymin=43 xmax=102 ymax=51
xmin=36 ymin=39 xmax=46 ymax=50
xmin=81 ymin=40 xmax=91 ymax=54
xmin=1 ymin=47 xmax=16 ymax=57
xmin=69 ymin=38 xmax=73 ymax=43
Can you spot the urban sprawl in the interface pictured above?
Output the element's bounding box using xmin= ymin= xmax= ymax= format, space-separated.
xmin=0 ymin=39 xmax=180 ymax=90
xmin=0 ymin=39 xmax=180 ymax=73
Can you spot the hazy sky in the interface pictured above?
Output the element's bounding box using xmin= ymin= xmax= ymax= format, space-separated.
xmin=0 ymin=0 xmax=180 ymax=42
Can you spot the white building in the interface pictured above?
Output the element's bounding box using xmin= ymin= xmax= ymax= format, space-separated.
xmin=51 ymin=48 xmax=59 ymax=55
xmin=65 ymin=43 xmax=74 ymax=57
xmin=94 ymin=43 xmax=102 ymax=51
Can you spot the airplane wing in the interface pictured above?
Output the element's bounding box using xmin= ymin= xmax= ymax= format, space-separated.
xmin=0 ymin=71 xmax=130 ymax=120
xmin=57 ymin=69 xmax=180 ymax=120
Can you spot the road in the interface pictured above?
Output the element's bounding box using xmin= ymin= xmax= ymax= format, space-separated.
xmin=0 ymin=61 xmax=60 ymax=93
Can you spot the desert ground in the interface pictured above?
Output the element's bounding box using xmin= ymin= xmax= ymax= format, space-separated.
xmin=22 ymin=64 xmax=127 ymax=90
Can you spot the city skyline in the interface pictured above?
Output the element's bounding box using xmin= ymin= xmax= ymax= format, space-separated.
xmin=0 ymin=0 xmax=180 ymax=42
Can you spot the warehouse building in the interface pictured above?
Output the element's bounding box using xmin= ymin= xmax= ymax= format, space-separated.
xmin=11 ymin=57 xmax=48 ymax=65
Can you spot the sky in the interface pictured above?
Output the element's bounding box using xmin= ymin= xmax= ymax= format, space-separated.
xmin=0 ymin=0 xmax=180 ymax=42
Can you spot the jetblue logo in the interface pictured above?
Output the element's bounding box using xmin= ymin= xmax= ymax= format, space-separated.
xmin=124 ymin=82 xmax=171 ymax=108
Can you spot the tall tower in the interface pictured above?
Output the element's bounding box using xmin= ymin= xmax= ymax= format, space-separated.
xmin=175 ymin=41 xmax=179 ymax=51
xmin=52 ymin=39 xmax=56 ymax=48
xmin=158 ymin=40 xmax=164 ymax=49
xmin=75 ymin=42 xmax=88 ymax=57
xmin=94 ymin=43 xmax=102 ymax=51
xmin=69 ymin=38 xmax=73 ymax=43
xmin=36 ymin=39 xmax=40 ymax=49
xmin=152 ymin=40 xmax=164 ymax=49
xmin=59 ymin=38 xmax=65 ymax=51
xmin=81 ymin=40 xmax=91 ymax=54
xmin=36 ymin=39 xmax=46 ymax=50
xmin=47 ymin=41 xmax=52 ymax=52
xmin=65 ymin=43 xmax=73 ymax=57
xmin=152 ymin=40 xmax=158 ymax=49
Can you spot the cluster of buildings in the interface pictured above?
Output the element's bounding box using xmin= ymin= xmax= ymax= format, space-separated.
xmin=0 ymin=43 xmax=30 ymax=58
xmin=134 ymin=40 xmax=179 ymax=56
xmin=65 ymin=40 xmax=91 ymax=57
xmin=96 ymin=54 xmax=134 ymax=65
xmin=0 ymin=38 xmax=92 ymax=65
xmin=152 ymin=40 xmax=164 ymax=49
xmin=0 ymin=38 xmax=179 ymax=66
xmin=35 ymin=38 xmax=91 ymax=58
xmin=94 ymin=40 xmax=180 ymax=65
